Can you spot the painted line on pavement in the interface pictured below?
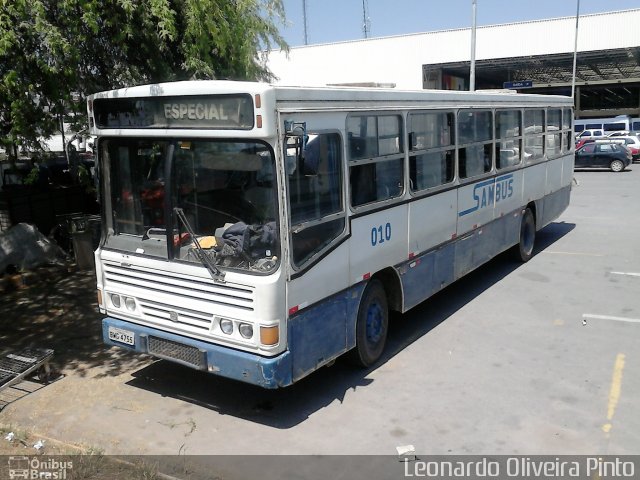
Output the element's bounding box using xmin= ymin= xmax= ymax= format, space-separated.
xmin=602 ymin=353 xmax=625 ymax=436
xmin=583 ymin=314 xmax=640 ymax=325
xmin=611 ymin=271 xmax=640 ymax=278
xmin=542 ymin=251 xmax=604 ymax=257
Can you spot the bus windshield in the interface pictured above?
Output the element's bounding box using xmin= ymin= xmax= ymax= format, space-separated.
xmin=103 ymin=138 xmax=279 ymax=273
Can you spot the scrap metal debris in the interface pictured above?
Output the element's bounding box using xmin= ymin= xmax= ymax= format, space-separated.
xmin=0 ymin=223 xmax=67 ymax=275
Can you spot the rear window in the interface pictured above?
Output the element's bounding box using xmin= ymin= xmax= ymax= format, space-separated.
xmin=597 ymin=144 xmax=615 ymax=153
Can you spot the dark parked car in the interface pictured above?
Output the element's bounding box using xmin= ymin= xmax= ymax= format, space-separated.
xmin=574 ymin=142 xmax=632 ymax=172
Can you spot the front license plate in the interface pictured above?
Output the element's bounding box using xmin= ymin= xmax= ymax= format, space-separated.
xmin=108 ymin=326 xmax=135 ymax=346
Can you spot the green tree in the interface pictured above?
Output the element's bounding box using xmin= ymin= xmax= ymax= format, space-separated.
xmin=0 ymin=0 xmax=287 ymax=161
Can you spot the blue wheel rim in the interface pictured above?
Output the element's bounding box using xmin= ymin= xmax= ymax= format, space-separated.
xmin=366 ymin=301 xmax=384 ymax=344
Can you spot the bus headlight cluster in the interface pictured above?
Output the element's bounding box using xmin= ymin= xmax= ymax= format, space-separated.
xmin=110 ymin=293 xmax=137 ymax=312
xmin=111 ymin=293 xmax=121 ymax=308
xmin=217 ymin=318 xmax=254 ymax=339
xmin=220 ymin=319 xmax=234 ymax=335
xmin=239 ymin=323 xmax=253 ymax=339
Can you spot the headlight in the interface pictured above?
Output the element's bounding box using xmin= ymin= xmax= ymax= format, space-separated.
xmin=124 ymin=297 xmax=136 ymax=311
xmin=239 ymin=323 xmax=253 ymax=339
xmin=220 ymin=319 xmax=234 ymax=335
xmin=110 ymin=294 xmax=121 ymax=308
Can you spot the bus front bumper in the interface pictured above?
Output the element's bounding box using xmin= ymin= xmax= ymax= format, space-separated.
xmin=102 ymin=317 xmax=292 ymax=389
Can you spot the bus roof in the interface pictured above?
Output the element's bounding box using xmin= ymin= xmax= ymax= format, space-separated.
xmin=88 ymin=80 xmax=573 ymax=107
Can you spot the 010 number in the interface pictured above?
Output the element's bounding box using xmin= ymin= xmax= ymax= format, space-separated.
xmin=371 ymin=223 xmax=391 ymax=246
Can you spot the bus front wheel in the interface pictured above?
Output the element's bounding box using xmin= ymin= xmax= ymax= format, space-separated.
xmin=514 ymin=207 xmax=536 ymax=263
xmin=350 ymin=279 xmax=389 ymax=367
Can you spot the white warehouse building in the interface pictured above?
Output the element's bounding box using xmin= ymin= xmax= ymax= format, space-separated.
xmin=267 ymin=9 xmax=640 ymax=119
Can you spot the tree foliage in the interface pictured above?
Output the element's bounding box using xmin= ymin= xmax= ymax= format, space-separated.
xmin=0 ymin=0 xmax=287 ymax=159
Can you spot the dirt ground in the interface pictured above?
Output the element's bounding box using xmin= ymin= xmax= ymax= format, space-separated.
xmin=0 ymin=265 xmax=164 ymax=479
xmin=1 ymin=266 xmax=107 ymax=374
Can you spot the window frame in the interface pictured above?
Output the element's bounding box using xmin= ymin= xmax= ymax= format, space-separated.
xmin=546 ymin=108 xmax=563 ymax=159
xmin=495 ymin=108 xmax=523 ymax=171
xmin=456 ymin=108 xmax=495 ymax=182
xmin=286 ymin=129 xmax=348 ymax=271
xmin=523 ymin=108 xmax=546 ymax=164
xmin=347 ymin=112 xmax=406 ymax=212
xmin=407 ymin=109 xmax=456 ymax=195
xmin=562 ymin=108 xmax=574 ymax=153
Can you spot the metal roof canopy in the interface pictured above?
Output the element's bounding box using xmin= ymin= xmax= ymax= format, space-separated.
xmin=424 ymin=47 xmax=640 ymax=117
xmin=424 ymin=47 xmax=640 ymax=87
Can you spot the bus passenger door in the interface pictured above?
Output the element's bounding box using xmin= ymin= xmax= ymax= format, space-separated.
xmin=284 ymin=128 xmax=351 ymax=381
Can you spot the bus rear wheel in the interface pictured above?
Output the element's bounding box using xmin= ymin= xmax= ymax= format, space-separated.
xmin=350 ymin=279 xmax=389 ymax=367
xmin=514 ymin=207 xmax=536 ymax=263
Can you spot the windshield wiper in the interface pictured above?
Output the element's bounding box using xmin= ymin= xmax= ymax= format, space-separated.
xmin=174 ymin=207 xmax=225 ymax=282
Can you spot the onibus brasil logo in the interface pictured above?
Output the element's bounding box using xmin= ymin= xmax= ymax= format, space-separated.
xmin=7 ymin=456 xmax=73 ymax=479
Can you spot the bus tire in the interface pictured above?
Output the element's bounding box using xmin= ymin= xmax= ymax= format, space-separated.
xmin=350 ymin=279 xmax=389 ymax=367
xmin=514 ymin=207 xmax=535 ymax=263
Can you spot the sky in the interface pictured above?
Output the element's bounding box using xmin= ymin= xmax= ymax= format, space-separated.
xmin=279 ymin=0 xmax=640 ymax=47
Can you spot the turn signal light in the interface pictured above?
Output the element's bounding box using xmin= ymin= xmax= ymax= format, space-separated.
xmin=260 ymin=325 xmax=279 ymax=346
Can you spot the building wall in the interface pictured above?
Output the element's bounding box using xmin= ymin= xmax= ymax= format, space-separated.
xmin=267 ymin=9 xmax=640 ymax=90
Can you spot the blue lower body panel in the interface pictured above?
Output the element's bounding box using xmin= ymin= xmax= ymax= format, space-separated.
xmin=288 ymin=282 xmax=366 ymax=382
xmin=102 ymin=318 xmax=292 ymax=388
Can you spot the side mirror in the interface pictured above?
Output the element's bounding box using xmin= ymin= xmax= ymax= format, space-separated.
xmin=284 ymin=121 xmax=319 ymax=176
xmin=284 ymin=121 xmax=304 ymax=175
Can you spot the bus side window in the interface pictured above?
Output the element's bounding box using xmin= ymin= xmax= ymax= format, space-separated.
xmin=288 ymin=132 xmax=345 ymax=267
xmin=496 ymin=109 xmax=522 ymax=170
xmin=408 ymin=111 xmax=455 ymax=191
xmin=524 ymin=109 xmax=545 ymax=162
xmin=350 ymin=163 xmax=376 ymax=206
xmin=457 ymin=110 xmax=493 ymax=179
xmin=348 ymin=114 xmax=404 ymax=207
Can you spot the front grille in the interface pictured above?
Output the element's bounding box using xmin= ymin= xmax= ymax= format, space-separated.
xmin=104 ymin=262 xmax=255 ymax=311
xmin=103 ymin=261 xmax=256 ymax=332
xmin=147 ymin=336 xmax=206 ymax=370
xmin=138 ymin=300 xmax=214 ymax=331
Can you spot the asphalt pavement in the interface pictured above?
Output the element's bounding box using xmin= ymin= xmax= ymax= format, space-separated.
xmin=1 ymin=164 xmax=638 ymax=476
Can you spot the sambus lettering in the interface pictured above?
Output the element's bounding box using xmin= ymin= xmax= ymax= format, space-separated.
xmin=461 ymin=174 xmax=514 ymax=217
xmin=495 ymin=174 xmax=514 ymax=203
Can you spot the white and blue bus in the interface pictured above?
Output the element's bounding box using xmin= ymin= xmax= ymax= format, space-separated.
xmin=574 ymin=115 xmax=637 ymax=133
xmin=88 ymin=81 xmax=574 ymax=388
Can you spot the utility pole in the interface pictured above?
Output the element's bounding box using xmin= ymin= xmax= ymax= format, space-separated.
xmin=362 ymin=0 xmax=371 ymax=39
xmin=470 ymin=0 xmax=477 ymax=91
xmin=303 ymin=0 xmax=308 ymax=45
xmin=571 ymin=0 xmax=581 ymax=99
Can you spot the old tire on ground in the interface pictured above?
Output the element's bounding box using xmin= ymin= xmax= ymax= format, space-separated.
xmin=350 ymin=279 xmax=389 ymax=367
xmin=513 ymin=207 xmax=536 ymax=263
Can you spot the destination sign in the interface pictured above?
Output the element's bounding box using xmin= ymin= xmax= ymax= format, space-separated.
xmin=93 ymin=94 xmax=254 ymax=129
